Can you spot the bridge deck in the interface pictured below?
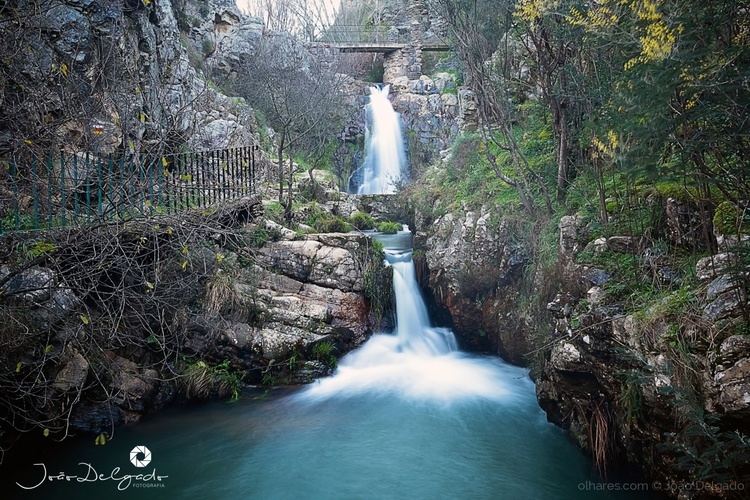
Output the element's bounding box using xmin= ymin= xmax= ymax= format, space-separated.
xmin=321 ymin=42 xmax=450 ymax=53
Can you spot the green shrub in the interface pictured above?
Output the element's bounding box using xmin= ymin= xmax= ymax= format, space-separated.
xmin=178 ymin=359 xmax=242 ymax=401
xmin=201 ymin=39 xmax=215 ymax=57
xmin=246 ymin=227 xmax=269 ymax=247
xmin=376 ymin=221 xmax=401 ymax=234
xmin=264 ymin=201 xmax=285 ymax=222
xmin=312 ymin=341 xmax=337 ymax=368
xmin=27 ymin=241 xmax=57 ymax=258
xmin=349 ymin=211 xmax=375 ymax=230
xmin=713 ymin=201 xmax=745 ymax=235
xmin=314 ymin=215 xmax=353 ymax=233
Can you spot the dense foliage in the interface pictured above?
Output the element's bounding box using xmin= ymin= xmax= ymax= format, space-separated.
xmin=433 ymin=0 xmax=749 ymax=227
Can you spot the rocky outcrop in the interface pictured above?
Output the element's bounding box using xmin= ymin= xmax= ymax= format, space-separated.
xmin=0 ymin=195 xmax=392 ymax=449
xmin=0 ymin=0 xmax=260 ymax=156
xmin=177 ymin=0 xmax=263 ymax=81
xmin=391 ymin=75 xmax=459 ymax=164
xmin=414 ymin=205 xmax=530 ymax=361
xmin=414 ymin=184 xmax=749 ymax=492
xmin=534 ymin=221 xmax=750 ymax=492
xmin=0 ymin=265 xmax=79 ymax=329
xmin=185 ymin=228 xmax=391 ymax=383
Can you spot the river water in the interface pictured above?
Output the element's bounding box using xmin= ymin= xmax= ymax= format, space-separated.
xmin=4 ymin=229 xmax=644 ymax=499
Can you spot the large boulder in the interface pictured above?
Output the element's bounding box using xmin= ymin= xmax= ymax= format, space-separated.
xmin=416 ymin=206 xmax=529 ymax=360
xmin=559 ymin=215 xmax=585 ymax=257
xmin=53 ymin=350 xmax=89 ymax=392
xmin=696 ymin=252 xmax=739 ymax=281
xmin=187 ymin=231 xmax=390 ymax=377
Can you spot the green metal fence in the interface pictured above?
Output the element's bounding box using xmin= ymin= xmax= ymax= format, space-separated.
xmin=0 ymin=145 xmax=259 ymax=235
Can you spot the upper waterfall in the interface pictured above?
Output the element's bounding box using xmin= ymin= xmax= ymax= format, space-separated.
xmin=356 ymin=85 xmax=407 ymax=195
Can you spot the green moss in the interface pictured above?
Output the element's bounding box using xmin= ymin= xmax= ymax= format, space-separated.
xmin=349 ymin=211 xmax=375 ymax=230
xmin=376 ymin=221 xmax=401 ymax=234
xmin=633 ymin=286 xmax=697 ymax=324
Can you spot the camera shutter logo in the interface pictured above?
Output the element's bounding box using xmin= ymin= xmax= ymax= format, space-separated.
xmin=130 ymin=445 xmax=152 ymax=468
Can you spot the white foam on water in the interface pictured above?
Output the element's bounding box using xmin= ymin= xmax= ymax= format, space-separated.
xmin=298 ymin=228 xmax=522 ymax=405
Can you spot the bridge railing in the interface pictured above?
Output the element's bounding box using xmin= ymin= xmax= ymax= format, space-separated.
xmin=0 ymin=145 xmax=260 ymax=234
xmin=318 ymin=25 xmax=409 ymax=44
xmin=317 ymin=25 xmax=450 ymax=48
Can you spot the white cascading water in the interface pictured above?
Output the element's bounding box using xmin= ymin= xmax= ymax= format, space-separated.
xmin=389 ymin=249 xmax=457 ymax=356
xmin=357 ymin=85 xmax=407 ymax=195
xmin=301 ymin=227 xmax=511 ymax=403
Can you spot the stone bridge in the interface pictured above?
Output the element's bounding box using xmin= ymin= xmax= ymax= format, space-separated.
xmin=308 ymin=1 xmax=449 ymax=83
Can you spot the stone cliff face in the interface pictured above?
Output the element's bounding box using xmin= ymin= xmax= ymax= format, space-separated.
xmin=0 ymin=0 xmax=262 ymax=156
xmin=391 ymin=74 xmax=460 ymax=168
xmin=413 ymin=205 xmax=530 ymax=362
xmin=413 ymin=197 xmax=750 ymax=492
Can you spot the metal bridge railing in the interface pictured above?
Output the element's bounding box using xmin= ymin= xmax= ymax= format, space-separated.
xmin=318 ymin=25 xmax=409 ymax=44
xmin=0 ymin=145 xmax=260 ymax=234
xmin=316 ymin=25 xmax=449 ymax=48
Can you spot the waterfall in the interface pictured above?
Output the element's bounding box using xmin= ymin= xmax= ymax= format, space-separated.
xmin=300 ymin=227 xmax=509 ymax=403
xmin=356 ymin=85 xmax=407 ymax=195
xmin=388 ymin=249 xmax=457 ymax=356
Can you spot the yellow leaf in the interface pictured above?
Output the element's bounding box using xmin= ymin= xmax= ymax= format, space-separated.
xmin=145 ymin=281 xmax=154 ymax=290
xmin=139 ymin=112 xmax=147 ymax=123
xmin=43 ymin=428 xmax=50 ymax=437
xmin=44 ymin=344 xmax=53 ymax=354
xmin=95 ymin=433 xmax=108 ymax=445
xmin=161 ymin=157 xmax=169 ymax=168
xmin=181 ymin=260 xmax=188 ymax=271
xmin=80 ymin=314 xmax=90 ymax=325
xmin=15 ymin=361 xmax=22 ymax=373
xmin=23 ymin=139 xmax=33 ymax=145
xmin=59 ymin=63 xmax=69 ymax=77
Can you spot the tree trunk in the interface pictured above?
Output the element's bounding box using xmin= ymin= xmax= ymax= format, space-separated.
xmin=286 ymin=156 xmax=294 ymax=220
xmin=553 ymin=100 xmax=569 ymax=202
xmin=277 ymin=133 xmax=285 ymax=205
xmin=595 ymin=158 xmax=608 ymax=224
